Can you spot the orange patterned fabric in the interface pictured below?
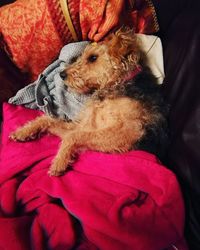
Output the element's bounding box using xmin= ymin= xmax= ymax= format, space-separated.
xmin=0 ymin=0 xmax=80 ymax=80
xmin=47 ymin=0 xmax=81 ymax=44
xmin=80 ymin=0 xmax=124 ymax=41
xmin=125 ymin=0 xmax=159 ymax=34
xmin=0 ymin=0 xmax=158 ymax=81
xmin=80 ymin=0 xmax=159 ymax=41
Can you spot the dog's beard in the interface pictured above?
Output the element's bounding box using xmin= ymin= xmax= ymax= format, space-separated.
xmin=64 ymin=60 xmax=135 ymax=94
xmin=66 ymin=78 xmax=89 ymax=94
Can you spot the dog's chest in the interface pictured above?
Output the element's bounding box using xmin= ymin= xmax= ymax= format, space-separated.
xmin=77 ymin=97 xmax=141 ymax=130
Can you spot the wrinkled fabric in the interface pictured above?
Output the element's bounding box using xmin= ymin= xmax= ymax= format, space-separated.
xmin=8 ymin=41 xmax=89 ymax=120
xmin=0 ymin=0 xmax=81 ymax=80
xmin=0 ymin=103 xmax=188 ymax=250
xmin=80 ymin=0 xmax=159 ymax=41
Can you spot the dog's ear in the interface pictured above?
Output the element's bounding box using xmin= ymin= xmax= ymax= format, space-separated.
xmin=105 ymin=27 xmax=140 ymax=65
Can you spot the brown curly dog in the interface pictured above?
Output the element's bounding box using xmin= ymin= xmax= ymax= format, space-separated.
xmin=10 ymin=28 xmax=168 ymax=176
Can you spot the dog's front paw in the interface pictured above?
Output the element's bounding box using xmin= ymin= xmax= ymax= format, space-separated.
xmin=9 ymin=128 xmax=37 ymax=142
xmin=48 ymin=167 xmax=66 ymax=177
xmin=48 ymin=163 xmax=68 ymax=177
xmin=48 ymin=155 xmax=72 ymax=176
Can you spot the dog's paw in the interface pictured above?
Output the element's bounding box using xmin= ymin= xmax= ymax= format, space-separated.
xmin=48 ymin=168 xmax=66 ymax=177
xmin=48 ymin=155 xmax=73 ymax=176
xmin=48 ymin=164 xmax=68 ymax=176
xmin=9 ymin=129 xmax=37 ymax=142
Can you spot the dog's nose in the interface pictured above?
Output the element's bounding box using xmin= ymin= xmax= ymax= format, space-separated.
xmin=60 ymin=70 xmax=67 ymax=80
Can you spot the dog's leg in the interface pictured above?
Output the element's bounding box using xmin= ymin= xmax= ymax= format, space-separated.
xmin=48 ymin=136 xmax=76 ymax=176
xmin=48 ymin=126 xmax=143 ymax=176
xmin=10 ymin=115 xmax=72 ymax=142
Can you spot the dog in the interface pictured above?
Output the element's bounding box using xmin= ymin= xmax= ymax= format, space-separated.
xmin=10 ymin=27 xmax=169 ymax=176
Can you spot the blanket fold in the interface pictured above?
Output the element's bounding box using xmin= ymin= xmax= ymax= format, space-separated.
xmin=0 ymin=103 xmax=188 ymax=250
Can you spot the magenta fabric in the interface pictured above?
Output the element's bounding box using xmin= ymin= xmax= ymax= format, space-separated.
xmin=0 ymin=103 xmax=188 ymax=250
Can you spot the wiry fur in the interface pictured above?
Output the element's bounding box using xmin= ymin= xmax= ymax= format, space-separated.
xmin=124 ymin=67 xmax=169 ymax=160
xmin=62 ymin=27 xmax=141 ymax=94
xmin=10 ymin=28 xmax=169 ymax=176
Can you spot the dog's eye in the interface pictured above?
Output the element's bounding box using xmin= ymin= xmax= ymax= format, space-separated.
xmin=87 ymin=54 xmax=98 ymax=63
xmin=69 ymin=56 xmax=78 ymax=64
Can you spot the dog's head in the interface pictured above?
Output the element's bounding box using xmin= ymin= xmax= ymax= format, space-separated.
xmin=60 ymin=27 xmax=141 ymax=94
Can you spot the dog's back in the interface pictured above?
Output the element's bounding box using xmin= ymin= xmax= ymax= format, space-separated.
xmin=125 ymin=67 xmax=169 ymax=161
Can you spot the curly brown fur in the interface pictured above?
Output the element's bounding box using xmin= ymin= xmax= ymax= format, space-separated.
xmin=10 ymin=28 xmax=169 ymax=176
xmin=60 ymin=27 xmax=141 ymax=94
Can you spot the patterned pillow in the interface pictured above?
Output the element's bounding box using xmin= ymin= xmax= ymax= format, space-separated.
xmin=0 ymin=0 xmax=81 ymax=80
xmin=0 ymin=0 xmax=159 ymax=81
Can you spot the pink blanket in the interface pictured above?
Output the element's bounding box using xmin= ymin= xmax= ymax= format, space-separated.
xmin=0 ymin=103 xmax=188 ymax=250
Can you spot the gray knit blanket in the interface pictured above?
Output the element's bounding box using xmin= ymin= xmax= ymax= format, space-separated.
xmin=9 ymin=41 xmax=90 ymax=120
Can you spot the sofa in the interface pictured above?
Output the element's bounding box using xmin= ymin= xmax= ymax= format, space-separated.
xmin=154 ymin=1 xmax=200 ymax=249
xmin=0 ymin=0 xmax=200 ymax=249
